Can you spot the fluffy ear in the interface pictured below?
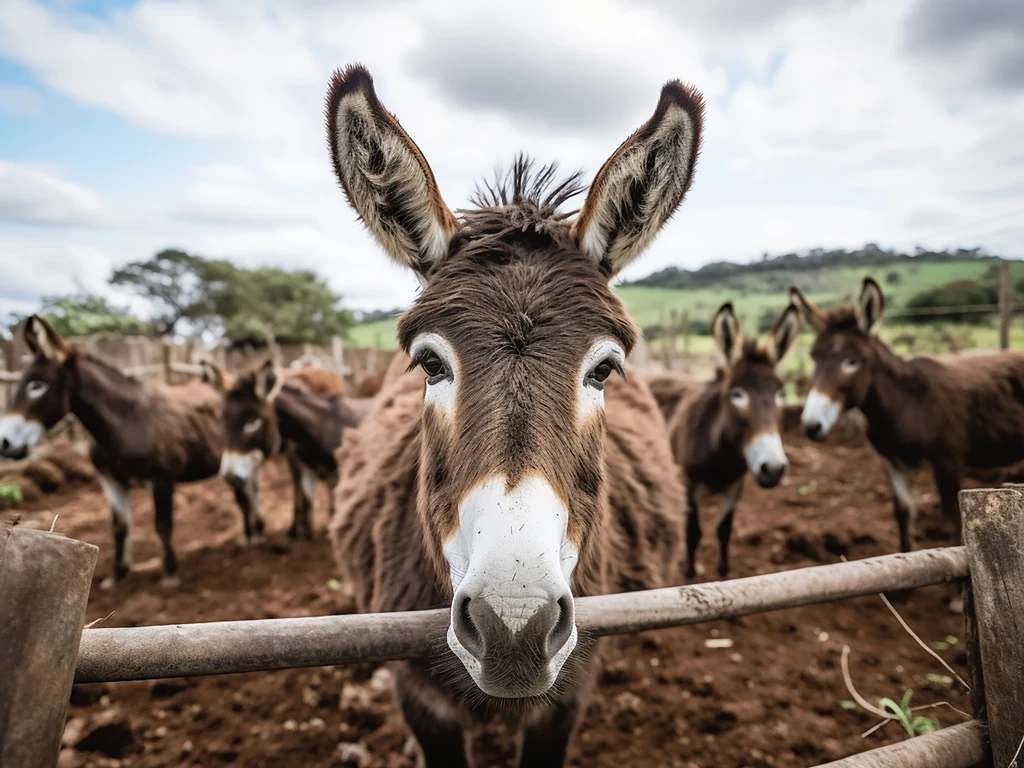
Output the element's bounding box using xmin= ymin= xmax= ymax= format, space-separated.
xmin=326 ymin=64 xmax=458 ymax=279
xmin=200 ymin=360 xmax=232 ymax=395
xmin=23 ymin=315 xmax=68 ymax=363
xmin=789 ymin=286 xmax=827 ymax=333
xmin=572 ymin=79 xmax=704 ymax=277
xmin=765 ymin=304 xmax=801 ymax=364
xmin=712 ymin=302 xmax=740 ymax=364
xmin=253 ymin=360 xmax=283 ymax=402
xmin=857 ymin=277 xmax=885 ymax=334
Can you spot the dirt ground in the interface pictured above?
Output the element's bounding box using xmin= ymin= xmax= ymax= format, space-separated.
xmin=4 ymin=426 xmax=972 ymax=768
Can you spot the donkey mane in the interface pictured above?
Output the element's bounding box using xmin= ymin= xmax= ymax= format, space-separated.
xmin=454 ymin=155 xmax=585 ymax=257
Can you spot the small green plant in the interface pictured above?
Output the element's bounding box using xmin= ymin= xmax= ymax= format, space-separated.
xmin=880 ymin=690 xmax=939 ymax=737
xmin=0 ymin=483 xmax=23 ymax=503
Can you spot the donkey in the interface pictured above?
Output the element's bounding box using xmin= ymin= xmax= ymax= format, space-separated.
xmin=325 ymin=64 xmax=701 ymax=767
xmin=792 ymin=277 xmax=1024 ymax=551
xmin=0 ymin=316 xmax=242 ymax=587
xmin=658 ymin=302 xmax=799 ymax=579
xmin=201 ymin=359 xmax=362 ymax=540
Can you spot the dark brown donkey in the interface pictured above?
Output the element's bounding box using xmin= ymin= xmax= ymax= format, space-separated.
xmin=792 ymin=277 xmax=1024 ymax=551
xmin=656 ymin=302 xmax=800 ymax=579
xmin=325 ymin=64 xmax=701 ymax=767
xmin=201 ymin=360 xmax=362 ymax=540
xmin=0 ymin=316 xmax=242 ymax=587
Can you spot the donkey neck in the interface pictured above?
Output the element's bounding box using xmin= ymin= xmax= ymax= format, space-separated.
xmin=859 ymin=338 xmax=921 ymax=429
xmin=69 ymin=354 xmax=152 ymax=450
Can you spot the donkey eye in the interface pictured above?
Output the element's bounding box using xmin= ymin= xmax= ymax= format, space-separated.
xmin=841 ymin=358 xmax=860 ymax=374
xmin=243 ymin=418 xmax=263 ymax=435
xmin=585 ymin=358 xmax=619 ymax=390
xmin=26 ymin=381 xmax=49 ymax=399
xmin=419 ymin=351 xmax=450 ymax=384
xmin=729 ymin=387 xmax=749 ymax=407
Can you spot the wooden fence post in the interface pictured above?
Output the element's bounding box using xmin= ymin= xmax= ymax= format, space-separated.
xmin=161 ymin=337 xmax=173 ymax=384
xmin=998 ymin=260 xmax=1012 ymax=349
xmin=960 ymin=486 xmax=1024 ymax=766
xmin=0 ymin=525 xmax=98 ymax=767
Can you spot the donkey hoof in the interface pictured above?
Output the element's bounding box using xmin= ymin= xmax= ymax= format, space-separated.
xmin=250 ymin=533 xmax=267 ymax=546
xmin=160 ymin=575 xmax=182 ymax=589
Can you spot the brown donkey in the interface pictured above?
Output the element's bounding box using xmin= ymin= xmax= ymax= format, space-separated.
xmin=792 ymin=277 xmax=1024 ymax=551
xmin=0 ymin=316 xmax=242 ymax=587
xmin=659 ymin=302 xmax=800 ymax=579
xmin=325 ymin=65 xmax=701 ymax=766
xmin=201 ymin=360 xmax=363 ymax=540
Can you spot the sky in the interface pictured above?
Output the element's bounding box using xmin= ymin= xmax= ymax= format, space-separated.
xmin=1 ymin=0 xmax=1022 ymax=317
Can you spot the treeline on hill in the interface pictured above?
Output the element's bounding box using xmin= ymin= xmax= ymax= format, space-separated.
xmin=629 ymin=244 xmax=991 ymax=292
xmin=7 ymin=249 xmax=353 ymax=347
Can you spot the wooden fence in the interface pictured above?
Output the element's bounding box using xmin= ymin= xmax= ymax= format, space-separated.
xmin=4 ymin=487 xmax=1024 ymax=765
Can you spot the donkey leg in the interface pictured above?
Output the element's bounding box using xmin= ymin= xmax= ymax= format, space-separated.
xmin=286 ymin=450 xmax=305 ymax=540
xmin=153 ymin=482 xmax=180 ymax=588
xmin=395 ymin=679 xmax=470 ymax=768
xmin=230 ymin=476 xmax=264 ymax=545
xmin=325 ymin=467 xmax=340 ymax=520
xmin=685 ymin=486 xmax=701 ymax=580
xmin=297 ymin=465 xmax=318 ymax=540
xmin=881 ymin=458 xmax=916 ymax=552
xmin=517 ymin=694 xmax=585 ymax=768
xmin=98 ymin=474 xmax=133 ymax=589
xmin=933 ymin=463 xmax=963 ymax=544
xmin=716 ymin=478 xmax=744 ymax=579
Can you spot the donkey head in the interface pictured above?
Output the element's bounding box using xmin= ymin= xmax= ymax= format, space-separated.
xmin=202 ymin=359 xmax=283 ymax=486
xmin=791 ymin=277 xmax=885 ymax=441
xmin=326 ymin=64 xmax=703 ymax=700
xmin=0 ymin=316 xmax=73 ymax=459
xmin=712 ymin=302 xmax=800 ymax=488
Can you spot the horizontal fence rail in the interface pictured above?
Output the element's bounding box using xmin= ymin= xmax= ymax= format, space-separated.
xmin=76 ymin=547 xmax=967 ymax=684
xmin=815 ymin=720 xmax=988 ymax=768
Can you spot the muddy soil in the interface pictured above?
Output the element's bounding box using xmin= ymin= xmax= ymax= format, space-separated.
xmin=5 ymin=429 xmax=971 ymax=768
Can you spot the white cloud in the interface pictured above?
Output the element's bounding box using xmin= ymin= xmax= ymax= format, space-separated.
xmin=0 ymin=162 xmax=126 ymax=227
xmin=0 ymin=0 xmax=1021 ymax=322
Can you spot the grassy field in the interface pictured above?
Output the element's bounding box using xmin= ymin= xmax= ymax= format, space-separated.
xmin=346 ymin=260 xmax=1017 ymax=359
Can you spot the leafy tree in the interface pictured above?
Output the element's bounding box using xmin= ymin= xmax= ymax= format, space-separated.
xmin=29 ymin=294 xmax=146 ymax=337
xmin=109 ymin=249 xmax=232 ymax=335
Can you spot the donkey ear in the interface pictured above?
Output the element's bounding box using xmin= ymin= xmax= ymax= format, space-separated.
xmin=326 ymin=64 xmax=458 ymax=279
xmin=766 ymin=304 xmax=801 ymax=364
xmin=857 ymin=277 xmax=885 ymax=334
xmin=200 ymin=360 xmax=231 ymax=395
xmin=572 ymin=79 xmax=704 ymax=277
xmin=253 ymin=360 xmax=283 ymax=402
xmin=789 ymin=286 xmax=827 ymax=333
xmin=23 ymin=315 xmax=68 ymax=363
xmin=712 ymin=302 xmax=740 ymax=364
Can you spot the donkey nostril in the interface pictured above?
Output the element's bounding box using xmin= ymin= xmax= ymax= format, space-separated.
xmin=546 ymin=594 xmax=575 ymax=656
xmin=453 ymin=595 xmax=485 ymax=660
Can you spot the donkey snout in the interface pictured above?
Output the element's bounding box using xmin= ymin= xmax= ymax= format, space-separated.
xmin=450 ymin=589 xmax=576 ymax=698
xmin=755 ymin=459 xmax=788 ymax=488
xmin=804 ymin=419 xmax=826 ymax=442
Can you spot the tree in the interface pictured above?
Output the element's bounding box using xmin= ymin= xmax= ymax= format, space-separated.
xmin=19 ymin=294 xmax=146 ymax=338
xmin=212 ymin=267 xmax=354 ymax=347
xmin=109 ymin=249 xmax=232 ymax=335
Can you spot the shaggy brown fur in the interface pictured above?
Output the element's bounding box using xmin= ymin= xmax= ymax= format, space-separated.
xmin=1 ymin=316 xmax=234 ymax=585
xmin=657 ymin=303 xmax=798 ymax=579
xmin=202 ymin=360 xmax=359 ymax=541
xmin=793 ymin=278 xmax=1024 ymax=550
xmin=326 ymin=63 xmax=700 ymax=768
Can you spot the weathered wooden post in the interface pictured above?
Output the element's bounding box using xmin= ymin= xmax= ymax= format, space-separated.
xmin=961 ymin=486 xmax=1024 ymax=766
xmin=998 ymin=260 xmax=1012 ymax=349
xmin=0 ymin=524 xmax=98 ymax=767
xmin=161 ymin=337 xmax=174 ymax=384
